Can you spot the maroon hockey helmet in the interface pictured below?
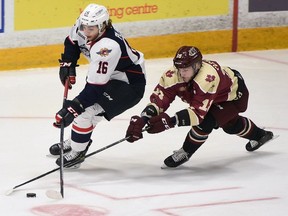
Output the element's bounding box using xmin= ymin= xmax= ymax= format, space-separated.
xmin=173 ymin=46 xmax=203 ymax=69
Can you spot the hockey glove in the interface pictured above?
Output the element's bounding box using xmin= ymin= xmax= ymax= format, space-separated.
xmin=53 ymin=99 xmax=84 ymax=128
xmin=147 ymin=113 xmax=176 ymax=134
xmin=126 ymin=116 xmax=147 ymax=143
xmin=59 ymin=55 xmax=77 ymax=89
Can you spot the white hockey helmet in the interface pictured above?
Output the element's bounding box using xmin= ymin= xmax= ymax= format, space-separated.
xmin=80 ymin=4 xmax=109 ymax=29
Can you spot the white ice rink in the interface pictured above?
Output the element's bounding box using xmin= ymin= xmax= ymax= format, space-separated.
xmin=1 ymin=50 xmax=288 ymax=216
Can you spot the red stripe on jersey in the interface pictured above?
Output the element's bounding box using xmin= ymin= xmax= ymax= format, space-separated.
xmin=126 ymin=70 xmax=143 ymax=74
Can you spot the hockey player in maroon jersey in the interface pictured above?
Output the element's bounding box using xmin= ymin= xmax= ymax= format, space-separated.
xmin=125 ymin=46 xmax=274 ymax=168
xmin=49 ymin=4 xmax=146 ymax=167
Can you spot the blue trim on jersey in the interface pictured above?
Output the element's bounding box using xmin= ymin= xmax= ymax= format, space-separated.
xmin=76 ymin=83 xmax=105 ymax=109
xmin=102 ymin=27 xmax=146 ymax=84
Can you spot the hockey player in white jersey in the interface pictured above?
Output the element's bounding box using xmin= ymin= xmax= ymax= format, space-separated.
xmin=49 ymin=4 xmax=146 ymax=167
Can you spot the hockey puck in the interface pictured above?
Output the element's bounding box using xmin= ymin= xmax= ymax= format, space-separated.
xmin=26 ymin=193 xmax=36 ymax=198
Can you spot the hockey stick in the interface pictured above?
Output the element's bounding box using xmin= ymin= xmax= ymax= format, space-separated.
xmin=5 ymin=79 xmax=69 ymax=198
xmin=58 ymin=79 xmax=70 ymax=198
xmin=5 ymin=128 xmax=148 ymax=197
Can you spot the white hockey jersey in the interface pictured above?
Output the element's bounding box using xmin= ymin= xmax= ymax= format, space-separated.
xmin=65 ymin=18 xmax=146 ymax=86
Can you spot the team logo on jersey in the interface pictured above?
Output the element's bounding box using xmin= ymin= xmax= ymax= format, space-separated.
xmin=165 ymin=70 xmax=174 ymax=77
xmin=97 ymin=48 xmax=112 ymax=57
xmin=205 ymin=74 xmax=215 ymax=82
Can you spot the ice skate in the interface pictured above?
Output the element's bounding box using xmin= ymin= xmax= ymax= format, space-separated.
xmin=49 ymin=139 xmax=72 ymax=156
xmin=246 ymin=131 xmax=274 ymax=152
xmin=56 ymin=140 xmax=92 ymax=168
xmin=161 ymin=148 xmax=192 ymax=169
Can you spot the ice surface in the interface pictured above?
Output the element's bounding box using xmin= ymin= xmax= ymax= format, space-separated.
xmin=1 ymin=50 xmax=287 ymax=216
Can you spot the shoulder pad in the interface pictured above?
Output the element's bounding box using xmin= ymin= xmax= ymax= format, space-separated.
xmin=194 ymin=62 xmax=220 ymax=93
xmin=159 ymin=68 xmax=181 ymax=88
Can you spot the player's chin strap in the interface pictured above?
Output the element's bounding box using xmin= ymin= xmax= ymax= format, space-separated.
xmin=5 ymin=127 xmax=149 ymax=197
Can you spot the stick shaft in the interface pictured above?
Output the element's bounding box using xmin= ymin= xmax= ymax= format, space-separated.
xmin=59 ymin=79 xmax=70 ymax=198
xmin=11 ymin=130 xmax=143 ymax=191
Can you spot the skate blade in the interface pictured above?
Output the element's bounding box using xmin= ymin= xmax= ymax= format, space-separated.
xmin=247 ymin=134 xmax=279 ymax=151
xmin=46 ymin=152 xmax=71 ymax=158
xmin=46 ymin=154 xmax=58 ymax=158
xmin=160 ymin=164 xmax=178 ymax=169
xmin=64 ymin=163 xmax=81 ymax=169
xmin=263 ymin=134 xmax=280 ymax=145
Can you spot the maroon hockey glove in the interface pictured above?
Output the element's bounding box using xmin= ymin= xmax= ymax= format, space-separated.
xmin=59 ymin=56 xmax=77 ymax=89
xmin=147 ymin=113 xmax=175 ymax=134
xmin=126 ymin=116 xmax=147 ymax=143
xmin=53 ymin=99 xmax=84 ymax=128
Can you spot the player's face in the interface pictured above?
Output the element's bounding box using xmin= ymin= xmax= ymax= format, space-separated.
xmin=178 ymin=66 xmax=196 ymax=82
xmin=82 ymin=25 xmax=100 ymax=41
